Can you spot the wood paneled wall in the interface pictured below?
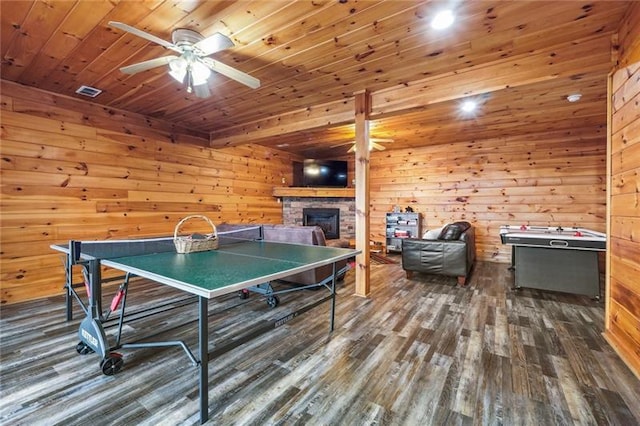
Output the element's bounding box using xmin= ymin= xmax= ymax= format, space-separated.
xmin=368 ymin=130 xmax=607 ymax=263
xmin=0 ymin=82 xmax=296 ymax=304
xmin=605 ymin=60 xmax=640 ymax=377
xmin=616 ymin=2 xmax=640 ymax=68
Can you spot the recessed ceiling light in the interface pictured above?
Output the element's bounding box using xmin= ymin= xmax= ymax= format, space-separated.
xmin=566 ymin=93 xmax=582 ymax=102
xmin=461 ymin=100 xmax=477 ymax=113
xmin=431 ymin=10 xmax=455 ymax=30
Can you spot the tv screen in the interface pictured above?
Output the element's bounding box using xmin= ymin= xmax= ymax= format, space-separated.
xmin=301 ymin=159 xmax=348 ymax=187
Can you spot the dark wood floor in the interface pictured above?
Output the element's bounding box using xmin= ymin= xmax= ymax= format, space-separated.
xmin=1 ymin=260 xmax=639 ymax=425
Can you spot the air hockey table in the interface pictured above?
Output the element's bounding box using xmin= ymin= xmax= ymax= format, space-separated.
xmin=500 ymin=225 xmax=606 ymax=298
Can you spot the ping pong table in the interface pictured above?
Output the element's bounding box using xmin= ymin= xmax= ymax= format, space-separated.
xmin=51 ymin=226 xmax=358 ymax=423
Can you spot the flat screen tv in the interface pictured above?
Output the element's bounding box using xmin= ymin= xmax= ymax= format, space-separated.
xmin=294 ymin=159 xmax=348 ymax=187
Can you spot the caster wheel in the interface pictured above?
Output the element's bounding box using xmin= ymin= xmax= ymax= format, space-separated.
xmin=238 ymin=289 xmax=250 ymax=299
xmin=76 ymin=341 xmax=94 ymax=355
xmin=266 ymin=295 xmax=279 ymax=309
xmin=100 ymin=353 xmax=123 ymax=376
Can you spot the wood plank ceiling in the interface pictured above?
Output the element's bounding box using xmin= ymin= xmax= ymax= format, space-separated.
xmin=1 ymin=1 xmax=632 ymax=158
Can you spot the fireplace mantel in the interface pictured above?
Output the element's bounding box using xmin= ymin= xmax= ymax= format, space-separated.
xmin=272 ymin=187 xmax=355 ymax=198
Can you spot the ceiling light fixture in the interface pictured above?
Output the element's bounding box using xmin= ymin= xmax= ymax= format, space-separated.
xmin=169 ymin=53 xmax=212 ymax=93
xmin=431 ymin=10 xmax=455 ymax=30
xmin=566 ymin=93 xmax=582 ymax=102
xmin=169 ymin=57 xmax=187 ymax=82
xmin=461 ymin=100 xmax=477 ymax=113
xmin=191 ymin=61 xmax=212 ymax=85
xmin=109 ymin=22 xmax=260 ymax=96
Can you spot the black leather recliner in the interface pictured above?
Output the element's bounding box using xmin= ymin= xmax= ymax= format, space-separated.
xmin=401 ymin=222 xmax=476 ymax=286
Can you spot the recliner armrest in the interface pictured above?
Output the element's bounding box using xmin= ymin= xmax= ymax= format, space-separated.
xmin=459 ymin=227 xmax=476 ymax=266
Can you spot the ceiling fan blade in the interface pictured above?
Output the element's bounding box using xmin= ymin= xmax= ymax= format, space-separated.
xmin=342 ymin=137 xmax=393 ymax=145
xmin=193 ymin=83 xmax=211 ymax=98
xmin=342 ymin=136 xmax=394 ymax=152
xmin=193 ymin=33 xmax=234 ymax=56
xmin=200 ymin=57 xmax=260 ymax=89
xmin=119 ymin=56 xmax=178 ymax=74
xmin=331 ymin=141 xmax=355 ymax=147
xmin=109 ymin=21 xmax=182 ymax=53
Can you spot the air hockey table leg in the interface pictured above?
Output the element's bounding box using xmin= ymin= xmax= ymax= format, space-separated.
xmin=508 ymin=246 xmax=515 ymax=271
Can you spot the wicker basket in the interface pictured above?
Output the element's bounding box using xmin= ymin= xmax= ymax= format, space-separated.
xmin=173 ymin=215 xmax=219 ymax=253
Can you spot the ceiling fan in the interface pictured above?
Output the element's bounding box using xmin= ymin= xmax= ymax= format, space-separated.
xmin=346 ymin=137 xmax=394 ymax=153
xmin=108 ymin=21 xmax=260 ymax=98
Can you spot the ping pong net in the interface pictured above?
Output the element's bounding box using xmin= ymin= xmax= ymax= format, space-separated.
xmin=216 ymin=224 xmax=264 ymax=246
xmin=68 ymin=224 xmax=264 ymax=261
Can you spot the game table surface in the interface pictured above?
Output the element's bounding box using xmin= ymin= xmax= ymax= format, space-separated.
xmin=100 ymin=239 xmax=355 ymax=298
xmin=499 ymin=225 xmax=605 ymax=250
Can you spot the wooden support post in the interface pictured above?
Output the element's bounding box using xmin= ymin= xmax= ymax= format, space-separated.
xmin=604 ymin=70 xmax=612 ymax=332
xmin=354 ymin=90 xmax=371 ymax=297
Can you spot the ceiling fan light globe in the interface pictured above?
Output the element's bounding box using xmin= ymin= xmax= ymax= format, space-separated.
xmin=191 ymin=61 xmax=212 ymax=85
xmin=169 ymin=57 xmax=186 ymax=71
xmin=169 ymin=68 xmax=186 ymax=83
xmin=169 ymin=58 xmax=187 ymax=83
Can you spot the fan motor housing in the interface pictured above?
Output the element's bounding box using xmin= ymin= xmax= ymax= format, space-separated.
xmin=172 ymin=28 xmax=204 ymax=47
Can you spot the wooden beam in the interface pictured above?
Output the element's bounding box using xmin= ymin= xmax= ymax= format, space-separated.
xmin=209 ymin=98 xmax=354 ymax=147
xmin=354 ymin=90 xmax=371 ymax=297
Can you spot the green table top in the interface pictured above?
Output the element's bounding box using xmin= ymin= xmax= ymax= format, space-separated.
xmin=100 ymin=240 xmax=357 ymax=298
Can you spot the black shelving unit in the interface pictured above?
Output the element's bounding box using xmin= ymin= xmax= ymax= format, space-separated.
xmin=385 ymin=212 xmax=421 ymax=252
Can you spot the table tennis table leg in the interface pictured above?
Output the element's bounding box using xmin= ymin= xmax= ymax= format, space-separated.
xmin=330 ymin=262 xmax=336 ymax=332
xmin=64 ymin=256 xmax=74 ymax=321
xmin=198 ymin=296 xmax=209 ymax=424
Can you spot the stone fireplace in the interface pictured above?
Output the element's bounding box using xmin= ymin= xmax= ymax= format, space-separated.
xmin=279 ymin=196 xmax=355 ymax=240
xmin=303 ymin=208 xmax=340 ymax=239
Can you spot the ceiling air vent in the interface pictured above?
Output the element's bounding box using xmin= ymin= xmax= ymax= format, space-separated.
xmin=75 ymin=85 xmax=102 ymax=98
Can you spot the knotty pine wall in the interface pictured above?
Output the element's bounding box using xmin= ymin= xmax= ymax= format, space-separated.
xmin=367 ymin=130 xmax=607 ymax=264
xmin=1 ymin=82 xmax=296 ymax=304
xmin=604 ymin=51 xmax=640 ymax=376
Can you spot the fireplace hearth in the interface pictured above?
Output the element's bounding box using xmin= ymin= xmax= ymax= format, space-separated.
xmin=303 ymin=208 xmax=340 ymax=239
